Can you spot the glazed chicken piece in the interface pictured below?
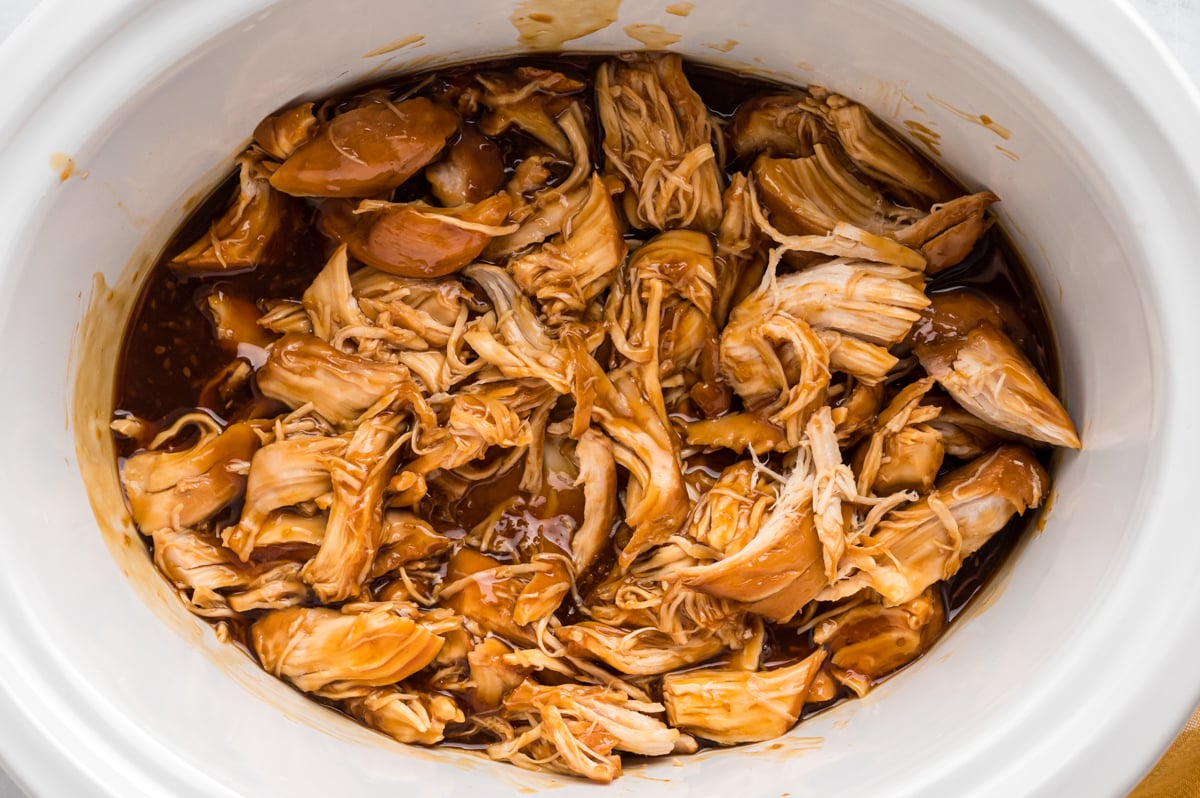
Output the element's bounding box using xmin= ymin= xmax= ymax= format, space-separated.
xmin=152 ymin=527 xmax=310 ymax=617
xmin=806 ymin=406 xmax=859 ymax=581
xmin=224 ymin=563 xmax=312 ymax=615
xmin=584 ymin=560 xmax=742 ymax=643
xmin=253 ymin=101 xmax=318 ymax=161
xmin=251 ymin=604 xmax=444 ymax=699
xmin=825 ymin=445 xmax=1048 ymax=606
xmin=494 ymin=98 xmax=595 ymax=222
xmin=505 ymin=151 xmax=556 ymax=197
xmin=768 ymin=259 xmax=929 ymax=345
xmin=351 ymin=267 xmax=468 ymax=346
xmin=256 ymin=299 xmax=312 ymax=336
xmin=752 ymin=144 xmax=925 ymax=238
xmin=524 ymin=100 xmax=593 ymax=199
xmin=816 ymin=330 xmax=900 ymax=384
xmin=719 ymin=257 xmax=927 ymax=440
xmin=389 ymin=381 xmax=547 ymax=505
xmin=728 ymin=93 xmax=827 ymax=160
xmin=582 ymin=361 xmax=690 ymax=568
xmin=894 ymin=191 xmax=1000 ymax=273
xmin=153 ymin=526 xmax=259 ymax=594
xmin=831 ymin=379 xmax=886 ymax=444
xmin=509 ymin=174 xmax=626 ymax=323
xmin=486 ymin=177 xmax=593 ymax=260
xmin=713 ymin=173 xmax=767 ymax=327
xmin=596 ymin=53 xmax=723 ymax=232
xmin=466 ymin=638 xmax=530 ymax=710
xmin=441 ymin=548 xmax=536 ymax=646
xmin=120 ymin=420 xmax=260 ymax=533
xmin=558 ymin=623 xmax=727 ymax=675
xmin=679 ymin=450 xmax=826 ymax=622
xmin=223 ymin=433 xmax=347 ymax=559
xmin=301 ymin=245 xmax=372 ymax=346
xmin=854 ymin=378 xmax=945 ymax=495
xmin=812 ymin=88 xmax=958 ymax=206
xmin=301 ymin=411 xmax=405 ymax=602
xmin=425 ymin=126 xmax=506 ymax=206
xmin=171 ymin=152 xmax=291 ymax=272
xmin=488 ymin=680 xmax=683 ymax=783
xmin=688 ymin=460 xmax=776 ymax=555
xmin=370 ymin=510 xmax=452 ymax=579
xmin=476 ymin=67 xmax=587 ymax=159
xmin=922 ymin=393 xmax=1010 ymax=458
xmin=913 ymin=292 xmax=1081 ymax=449
xmin=685 ymin=411 xmax=791 ymax=454
xmin=461 ymin=264 xmax=577 ymax=394
xmin=718 ymin=284 xmax=830 ymax=439
xmin=256 ymin=333 xmax=418 ymax=427
xmin=346 ymin=688 xmax=464 ymax=746
xmin=268 ymin=97 xmax=459 ymax=197
xmin=568 ymin=428 xmax=618 ymax=575
xmin=205 ymin=288 xmax=275 ymax=353
xmin=812 ymin=587 xmax=945 ymax=697
xmin=251 ymin=509 xmax=326 ymax=549
xmin=750 ymin=205 xmax=928 ymax=271
xmin=513 ymin=557 xmax=572 ymax=628
xmin=301 ymin=264 xmax=479 ymax=390
xmin=662 ymin=649 xmax=827 ymax=744
xmin=604 ymin=229 xmax=723 ymax=424
xmin=319 ymin=193 xmax=514 ymax=278
xmin=752 ymin=144 xmax=996 ymax=274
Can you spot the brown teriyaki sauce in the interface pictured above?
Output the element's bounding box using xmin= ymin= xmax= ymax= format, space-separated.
xmin=113 ymin=54 xmax=1062 ymax=746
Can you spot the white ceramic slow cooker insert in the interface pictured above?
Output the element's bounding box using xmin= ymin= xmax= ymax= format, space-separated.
xmin=0 ymin=0 xmax=1199 ymax=795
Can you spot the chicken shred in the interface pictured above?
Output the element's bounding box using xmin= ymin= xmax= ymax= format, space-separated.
xmin=171 ymin=151 xmax=293 ymax=273
xmin=663 ymin=649 xmax=827 ymax=744
xmin=596 ymin=53 xmax=723 ymax=231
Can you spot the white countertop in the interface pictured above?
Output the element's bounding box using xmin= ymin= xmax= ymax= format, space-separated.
xmin=0 ymin=0 xmax=1196 ymax=795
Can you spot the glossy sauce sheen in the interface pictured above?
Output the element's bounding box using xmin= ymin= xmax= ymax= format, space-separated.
xmin=113 ymin=54 xmax=1061 ymax=735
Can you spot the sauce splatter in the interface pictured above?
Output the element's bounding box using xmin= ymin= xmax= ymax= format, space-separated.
xmin=510 ymin=0 xmax=621 ymax=49
xmin=50 ymin=152 xmax=87 ymax=181
xmin=624 ymin=22 xmax=681 ymax=48
xmin=362 ymin=34 xmax=425 ymax=58
xmin=928 ymin=94 xmax=1012 ymax=139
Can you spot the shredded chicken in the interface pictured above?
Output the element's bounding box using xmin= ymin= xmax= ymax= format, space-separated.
xmin=663 ymin=649 xmax=827 ymax=744
xmin=347 ymin=688 xmax=465 ymax=745
xmin=256 ymin=333 xmax=424 ymax=427
xmin=488 ymin=680 xmax=682 ymax=782
xmin=509 ymin=174 xmax=626 ymax=322
xmin=171 ymin=152 xmax=292 ymax=272
xmin=251 ymin=604 xmax=446 ymax=699
xmin=121 ymin=420 xmax=260 ymax=533
xmin=810 ymin=87 xmax=959 ymax=206
xmin=114 ymin=53 xmax=1079 ymax=782
xmin=728 ymin=93 xmax=827 ymax=160
xmin=596 ymin=53 xmax=723 ymax=231
xmin=812 ymin=587 xmax=945 ymax=696
xmin=823 ymin=445 xmax=1049 ymax=605
xmin=253 ymin=102 xmax=318 ymax=161
xmin=753 ymin=144 xmax=925 ymax=238
xmin=913 ymin=293 xmax=1081 ymax=448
